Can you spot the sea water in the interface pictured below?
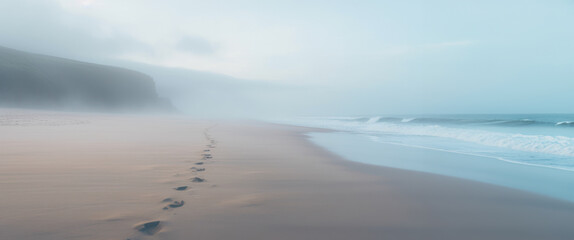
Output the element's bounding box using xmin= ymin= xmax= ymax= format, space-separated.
xmin=277 ymin=114 xmax=574 ymax=202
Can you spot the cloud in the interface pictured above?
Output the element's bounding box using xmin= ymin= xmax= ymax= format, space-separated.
xmin=176 ymin=36 xmax=218 ymax=56
xmin=0 ymin=0 xmax=151 ymax=61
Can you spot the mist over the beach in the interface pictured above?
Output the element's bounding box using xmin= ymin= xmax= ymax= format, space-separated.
xmin=2 ymin=1 xmax=574 ymax=240
xmin=2 ymin=0 xmax=573 ymax=117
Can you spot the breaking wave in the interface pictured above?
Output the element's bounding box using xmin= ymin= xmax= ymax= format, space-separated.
xmin=340 ymin=116 xmax=574 ymax=128
xmin=291 ymin=114 xmax=574 ymax=158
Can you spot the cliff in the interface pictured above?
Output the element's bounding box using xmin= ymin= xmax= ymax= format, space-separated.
xmin=0 ymin=46 xmax=174 ymax=112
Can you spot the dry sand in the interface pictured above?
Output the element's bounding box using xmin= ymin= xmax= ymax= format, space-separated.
xmin=1 ymin=110 xmax=574 ymax=240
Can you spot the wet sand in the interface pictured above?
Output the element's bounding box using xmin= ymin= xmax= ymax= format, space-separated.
xmin=1 ymin=110 xmax=574 ymax=240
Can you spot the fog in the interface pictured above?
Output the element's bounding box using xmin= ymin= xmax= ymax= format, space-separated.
xmin=1 ymin=0 xmax=573 ymax=117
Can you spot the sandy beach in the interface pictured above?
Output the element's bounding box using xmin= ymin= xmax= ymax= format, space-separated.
xmin=2 ymin=110 xmax=574 ymax=240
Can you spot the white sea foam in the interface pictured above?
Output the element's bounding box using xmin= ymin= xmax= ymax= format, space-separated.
xmin=366 ymin=116 xmax=380 ymax=124
xmin=287 ymin=117 xmax=574 ymax=158
xmin=368 ymin=123 xmax=574 ymax=157
xmin=557 ymin=121 xmax=574 ymax=126
xmin=366 ymin=135 xmax=574 ymax=172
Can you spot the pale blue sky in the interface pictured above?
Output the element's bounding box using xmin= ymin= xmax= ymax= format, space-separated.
xmin=1 ymin=0 xmax=573 ymax=115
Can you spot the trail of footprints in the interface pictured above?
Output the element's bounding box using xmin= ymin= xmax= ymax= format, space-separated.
xmin=128 ymin=128 xmax=217 ymax=239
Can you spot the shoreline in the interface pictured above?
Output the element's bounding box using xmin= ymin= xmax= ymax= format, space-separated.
xmin=308 ymin=131 xmax=574 ymax=203
xmin=2 ymin=111 xmax=574 ymax=239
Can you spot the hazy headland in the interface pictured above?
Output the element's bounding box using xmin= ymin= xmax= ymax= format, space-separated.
xmin=0 ymin=46 xmax=174 ymax=113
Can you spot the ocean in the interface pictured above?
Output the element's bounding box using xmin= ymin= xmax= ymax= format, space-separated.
xmin=278 ymin=114 xmax=574 ymax=202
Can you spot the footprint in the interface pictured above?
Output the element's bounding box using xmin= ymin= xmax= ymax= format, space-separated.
xmin=135 ymin=221 xmax=162 ymax=235
xmin=161 ymin=198 xmax=174 ymax=203
xmin=195 ymin=162 xmax=204 ymax=165
xmin=190 ymin=167 xmax=205 ymax=172
xmin=174 ymin=186 xmax=188 ymax=191
xmin=191 ymin=177 xmax=205 ymax=183
xmin=169 ymin=200 xmax=185 ymax=208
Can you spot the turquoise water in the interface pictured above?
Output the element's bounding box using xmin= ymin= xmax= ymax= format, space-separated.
xmin=278 ymin=114 xmax=574 ymax=202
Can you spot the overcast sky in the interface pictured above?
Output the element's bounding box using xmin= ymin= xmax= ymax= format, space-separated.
xmin=1 ymin=0 xmax=573 ymax=115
